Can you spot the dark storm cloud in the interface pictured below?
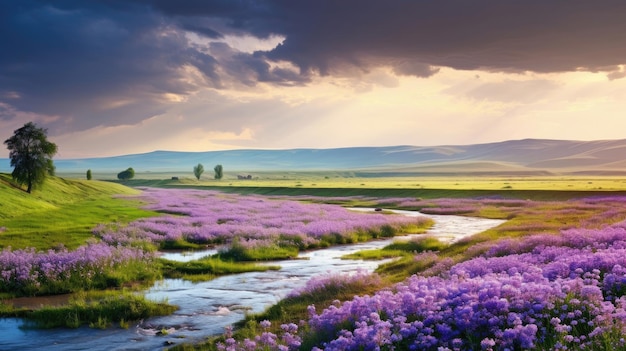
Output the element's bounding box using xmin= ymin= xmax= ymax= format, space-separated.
xmin=2 ymin=0 xmax=626 ymax=135
xmin=257 ymin=0 xmax=626 ymax=76
xmin=142 ymin=0 xmax=626 ymax=75
xmin=0 ymin=0 xmax=223 ymax=133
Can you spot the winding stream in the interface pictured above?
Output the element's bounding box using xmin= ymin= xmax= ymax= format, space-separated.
xmin=0 ymin=210 xmax=504 ymax=351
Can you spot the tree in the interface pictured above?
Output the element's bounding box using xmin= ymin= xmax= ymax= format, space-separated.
xmin=214 ymin=164 xmax=223 ymax=180
xmin=47 ymin=158 xmax=56 ymax=176
xmin=193 ymin=163 xmax=204 ymax=180
xmin=117 ymin=167 xmax=135 ymax=181
xmin=86 ymin=169 xmax=92 ymax=180
xmin=4 ymin=122 xmax=58 ymax=193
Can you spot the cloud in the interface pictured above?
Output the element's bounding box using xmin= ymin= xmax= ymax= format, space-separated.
xmin=148 ymin=0 xmax=626 ymax=77
xmin=2 ymin=0 xmax=626 ymax=156
xmin=0 ymin=1 xmax=223 ymax=133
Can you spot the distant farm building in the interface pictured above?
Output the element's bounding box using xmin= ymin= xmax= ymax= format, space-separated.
xmin=237 ymin=175 xmax=253 ymax=180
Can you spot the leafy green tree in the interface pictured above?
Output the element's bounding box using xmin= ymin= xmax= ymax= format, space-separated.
xmin=117 ymin=167 xmax=135 ymax=181
xmin=193 ymin=163 xmax=204 ymax=180
xmin=214 ymin=164 xmax=223 ymax=180
xmin=47 ymin=158 xmax=56 ymax=176
xmin=86 ymin=169 xmax=92 ymax=180
xmin=3 ymin=122 xmax=58 ymax=193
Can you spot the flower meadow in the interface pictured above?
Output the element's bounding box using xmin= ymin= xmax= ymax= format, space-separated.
xmin=0 ymin=188 xmax=431 ymax=296
xmin=95 ymin=188 xmax=433 ymax=256
xmin=6 ymin=186 xmax=626 ymax=349
xmin=0 ymin=241 xmax=154 ymax=295
xmin=211 ymin=196 xmax=626 ymax=351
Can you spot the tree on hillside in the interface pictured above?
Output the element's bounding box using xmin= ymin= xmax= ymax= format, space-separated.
xmin=117 ymin=167 xmax=135 ymax=181
xmin=193 ymin=163 xmax=204 ymax=180
xmin=3 ymin=122 xmax=58 ymax=193
xmin=86 ymin=169 xmax=92 ymax=180
xmin=214 ymin=164 xmax=223 ymax=180
xmin=47 ymin=159 xmax=56 ymax=176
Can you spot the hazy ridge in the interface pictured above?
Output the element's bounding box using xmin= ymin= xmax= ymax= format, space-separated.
xmin=2 ymin=138 xmax=626 ymax=175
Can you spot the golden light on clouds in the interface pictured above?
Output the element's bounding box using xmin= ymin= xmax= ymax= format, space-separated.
xmin=3 ymin=1 xmax=626 ymax=158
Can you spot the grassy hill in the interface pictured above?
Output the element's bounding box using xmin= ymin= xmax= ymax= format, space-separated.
xmin=0 ymin=173 xmax=156 ymax=250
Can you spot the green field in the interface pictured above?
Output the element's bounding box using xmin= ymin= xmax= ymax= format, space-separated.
xmin=0 ymin=173 xmax=157 ymax=250
xmin=4 ymin=172 xmax=626 ymax=252
xmin=4 ymin=171 xmax=626 ymax=252
xmin=60 ymin=170 xmax=626 ymax=190
xmin=111 ymin=174 xmax=626 ymax=201
xmin=3 ymin=172 xmax=626 ymax=336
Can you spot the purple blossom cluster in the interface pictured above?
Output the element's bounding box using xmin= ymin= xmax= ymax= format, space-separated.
xmin=301 ymin=220 xmax=626 ymax=350
xmin=206 ymin=196 xmax=626 ymax=350
xmin=217 ymin=320 xmax=302 ymax=351
xmin=101 ymin=188 xmax=431 ymax=250
xmin=0 ymin=242 xmax=152 ymax=295
xmin=480 ymin=218 xmax=626 ymax=258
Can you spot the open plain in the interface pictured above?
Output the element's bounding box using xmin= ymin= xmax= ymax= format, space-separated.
xmin=3 ymin=171 xmax=626 ymax=350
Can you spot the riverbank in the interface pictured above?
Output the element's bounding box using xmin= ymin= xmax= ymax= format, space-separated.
xmin=4 ymin=179 xmax=626 ymax=350
xmin=0 ymin=211 xmax=503 ymax=350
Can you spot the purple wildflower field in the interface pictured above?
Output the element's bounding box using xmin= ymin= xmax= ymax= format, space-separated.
xmin=213 ymin=196 xmax=626 ymax=351
xmin=7 ymin=186 xmax=626 ymax=349
xmin=0 ymin=241 xmax=152 ymax=295
xmin=95 ymin=188 xmax=432 ymax=250
xmin=0 ymin=188 xmax=430 ymax=296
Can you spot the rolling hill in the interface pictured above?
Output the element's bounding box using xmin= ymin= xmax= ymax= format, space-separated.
xmin=2 ymin=138 xmax=626 ymax=176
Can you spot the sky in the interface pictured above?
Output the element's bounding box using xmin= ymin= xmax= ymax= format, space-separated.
xmin=2 ymin=0 xmax=626 ymax=159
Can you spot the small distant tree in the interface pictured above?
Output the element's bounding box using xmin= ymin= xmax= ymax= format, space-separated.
xmin=193 ymin=163 xmax=204 ymax=180
xmin=3 ymin=122 xmax=58 ymax=193
xmin=86 ymin=169 xmax=92 ymax=180
xmin=214 ymin=164 xmax=223 ymax=180
xmin=117 ymin=167 xmax=135 ymax=181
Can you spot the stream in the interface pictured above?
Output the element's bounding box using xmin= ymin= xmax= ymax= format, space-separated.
xmin=0 ymin=210 xmax=504 ymax=351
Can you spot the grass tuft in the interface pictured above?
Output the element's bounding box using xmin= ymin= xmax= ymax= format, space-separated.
xmin=159 ymin=257 xmax=280 ymax=279
xmin=3 ymin=290 xmax=177 ymax=329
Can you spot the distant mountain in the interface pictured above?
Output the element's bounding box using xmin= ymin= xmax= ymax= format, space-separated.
xmin=2 ymin=138 xmax=626 ymax=175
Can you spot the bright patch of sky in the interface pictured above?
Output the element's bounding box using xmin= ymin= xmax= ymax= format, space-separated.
xmin=1 ymin=1 xmax=626 ymax=158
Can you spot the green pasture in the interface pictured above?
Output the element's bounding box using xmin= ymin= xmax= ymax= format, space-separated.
xmin=106 ymin=173 xmax=626 ymax=202
xmin=0 ymin=173 xmax=157 ymax=250
xmin=105 ymin=172 xmax=626 ymax=191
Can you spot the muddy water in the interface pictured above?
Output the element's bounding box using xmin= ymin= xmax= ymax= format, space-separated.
xmin=0 ymin=210 xmax=504 ymax=351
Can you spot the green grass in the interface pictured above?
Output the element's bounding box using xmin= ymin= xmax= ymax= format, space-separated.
xmin=6 ymin=290 xmax=177 ymax=329
xmin=102 ymin=173 xmax=626 ymax=191
xmin=109 ymin=178 xmax=626 ymax=201
xmin=217 ymin=242 xmax=300 ymax=261
xmin=159 ymin=257 xmax=280 ymax=281
xmin=344 ymin=236 xmax=448 ymax=261
xmin=0 ymin=173 xmax=158 ymax=250
xmin=344 ymin=237 xmax=448 ymax=282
